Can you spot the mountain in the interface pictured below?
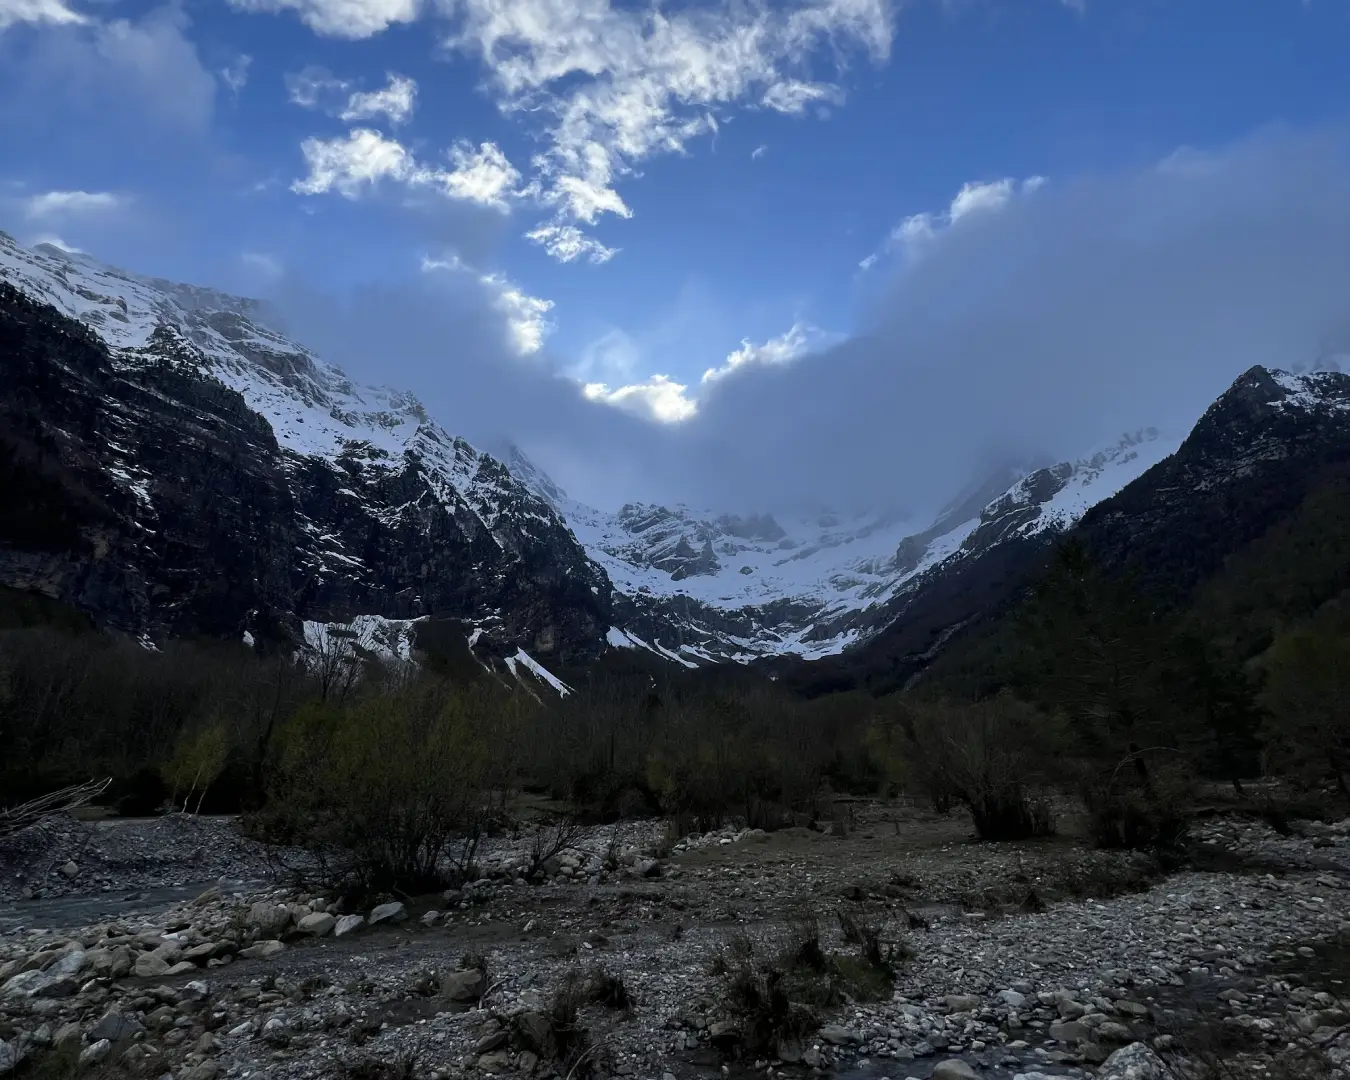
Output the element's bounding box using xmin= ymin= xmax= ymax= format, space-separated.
xmin=791 ymin=364 xmax=1350 ymax=695
xmin=5 ymin=234 xmax=1343 ymax=687
xmin=0 ymin=234 xmax=612 ymax=681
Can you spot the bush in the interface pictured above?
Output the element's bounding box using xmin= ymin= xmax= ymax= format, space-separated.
xmin=880 ymin=694 xmax=1056 ymax=841
xmin=251 ymin=672 xmax=517 ymax=900
xmin=1080 ymin=759 xmax=1192 ymax=851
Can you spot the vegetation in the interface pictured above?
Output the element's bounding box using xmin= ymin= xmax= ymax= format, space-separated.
xmin=3 ymin=450 xmax=1349 ymax=893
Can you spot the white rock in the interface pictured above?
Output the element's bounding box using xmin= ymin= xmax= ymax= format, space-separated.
xmin=334 ymin=915 xmax=365 ymax=937
xmin=369 ymin=901 xmax=407 ymax=925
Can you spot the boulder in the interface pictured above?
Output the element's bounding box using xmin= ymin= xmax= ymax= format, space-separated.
xmin=514 ymin=1011 xmax=556 ymax=1059
xmin=1050 ymin=1020 xmax=1090 ymax=1043
xmin=818 ymin=1024 xmax=862 ymax=1046
xmin=1097 ymin=1042 xmax=1166 ymax=1080
xmin=334 ymin=915 xmax=365 ymax=937
xmin=945 ymin=994 xmax=983 ymax=1013
xmin=133 ymin=952 xmax=171 ymax=978
xmin=444 ymin=968 xmax=486 ymax=1003
xmin=238 ymin=940 xmax=285 ymax=960
xmin=297 ymin=912 xmax=336 ymax=936
xmin=88 ymin=1010 xmax=145 ymax=1043
xmin=246 ymin=902 xmax=291 ymax=939
xmin=79 ymin=1040 xmax=111 ymax=1068
xmin=59 ymin=861 xmax=79 ymax=879
xmin=369 ymin=902 xmax=407 ymax=926
xmin=933 ymin=1062 xmax=981 ymax=1080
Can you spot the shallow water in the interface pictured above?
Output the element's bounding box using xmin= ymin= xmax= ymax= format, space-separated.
xmin=0 ymin=878 xmax=260 ymax=934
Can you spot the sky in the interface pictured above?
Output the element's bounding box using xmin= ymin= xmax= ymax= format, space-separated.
xmin=2 ymin=0 xmax=1350 ymax=514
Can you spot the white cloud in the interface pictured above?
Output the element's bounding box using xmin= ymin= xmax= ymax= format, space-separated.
xmin=11 ymin=7 xmax=218 ymax=132
xmin=524 ymin=223 xmax=617 ymax=264
xmin=339 ymin=71 xmax=416 ymax=125
xmin=221 ymin=53 xmax=251 ymax=94
xmin=421 ymin=253 xmax=554 ymax=355
xmin=435 ymin=141 xmax=520 ymax=211
xmin=583 ymin=374 xmax=697 ymax=424
xmin=761 ymin=78 xmax=839 ymax=114
xmin=285 ymin=64 xmax=347 ymax=108
xmin=24 ymin=189 xmax=123 ymax=219
xmin=0 ymin=0 xmax=87 ymax=31
xmin=292 ymin=128 xmax=418 ymax=197
xmin=291 ymin=129 xmax=522 ymax=210
xmin=441 ymin=0 xmax=892 ymax=257
xmin=227 ymin=0 xmax=419 ymax=39
xmin=860 ymin=173 xmax=1047 ymax=269
xmin=751 ymin=144 xmax=767 ymax=160
xmin=241 ymin=251 xmax=282 ymax=277
xmin=28 ymin=233 xmax=82 ymax=252
xmin=701 ymin=322 xmax=837 ymax=383
xmin=483 ymin=272 xmax=555 ymax=354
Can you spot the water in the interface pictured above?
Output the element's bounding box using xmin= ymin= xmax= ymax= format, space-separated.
xmin=0 ymin=878 xmax=260 ymax=934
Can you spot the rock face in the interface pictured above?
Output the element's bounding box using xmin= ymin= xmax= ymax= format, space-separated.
xmin=0 ymin=237 xmax=612 ymax=664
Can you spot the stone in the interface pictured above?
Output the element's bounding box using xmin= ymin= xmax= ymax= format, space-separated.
xmin=443 ymin=968 xmax=486 ymax=1003
xmin=1050 ymin=1020 xmax=1090 ymax=1043
xmin=514 ymin=1011 xmax=556 ymax=1058
xmin=818 ymin=1024 xmax=862 ymax=1046
xmin=182 ymin=1063 xmax=222 ymax=1080
xmin=635 ymin=859 xmax=661 ymax=878
xmin=998 ymin=989 xmax=1027 ymax=1008
xmin=945 ymin=995 xmax=983 ymax=1013
xmin=475 ymin=1031 xmax=509 ymax=1054
xmin=238 ymin=940 xmax=285 ymax=960
xmin=1097 ymin=1042 xmax=1167 ymax=1080
xmin=420 ymin=910 xmax=443 ymax=927
xmin=79 ymin=1040 xmax=111 ymax=1068
xmin=134 ymin=951 xmax=171 ymax=978
xmin=334 ymin=915 xmax=365 ymax=937
xmin=46 ymin=950 xmax=86 ymax=978
xmin=183 ymin=942 xmax=217 ymax=963
xmin=1 ymin=970 xmax=48 ymax=999
xmin=518 ymin=1050 xmax=540 ymax=1074
xmin=53 ymin=1023 xmax=81 ymax=1048
xmin=708 ymin=1020 xmax=741 ymax=1048
xmin=262 ymin=1017 xmax=289 ymax=1045
xmin=369 ymin=902 xmax=407 ymax=925
xmin=1097 ymin=1021 xmax=1135 ymax=1044
xmin=165 ymin=961 xmax=199 ymax=976
xmin=0 ymin=1037 xmax=24 ymax=1075
xmin=88 ymin=1009 xmax=145 ymax=1042
xmin=247 ymin=902 xmax=291 ymax=939
xmin=776 ymin=1038 xmax=804 ymax=1064
xmin=59 ymin=861 xmax=79 ymax=879
xmin=932 ymin=1062 xmax=981 ymax=1080
xmin=297 ymin=912 xmax=336 ymax=936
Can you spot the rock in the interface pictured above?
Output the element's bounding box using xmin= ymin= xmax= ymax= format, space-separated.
xmin=46 ymin=950 xmax=86 ymax=978
xmin=238 ymin=940 xmax=285 ymax=960
xmin=134 ymin=951 xmax=171 ymax=978
xmin=246 ymin=902 xmax=291 ymax=939
xmin=1050 ymin=1020 xmax=1090 ymax=1043
xmin=262 ymin=1017 xmax=289 ymax=1045
xmin=0 ymin=1037 xmax=24 ymax=1075
xmin=776 ymin=1038 xmax=804 ymax=1064
xmin=182 ymin=1063 xmax=222 ymax=1080
xmin=88 ymin=1009 xmax=145 ymax=1042
xmin=478 ymin=1050 xmax=511 ymax=1071
xmin=53 ymin=1023 xmax=81 ymax=1048
xmin=1 ymin=970 xmax=48 ymax=999
xmin=945 ymin=994 xmax=983 ymax=1013
xmin=443 ymin=968 xmax=486 ymax=1003
xmin=708 ymin=1020 xmax=741 ymax=1048
xmin=183 ymin=942 xmax=218 ymax=963
xmin=183 ymin=979 xmax=210 ymax=1000
xmin=998 ymin=989 xmax=1028 ymax=1008
xmin=369 ymin=901 xmax=407 ymax=925
xmin=818 ymin=1024 xmax=862 ymax=1046
xmin=297 ymin=912 xmax=336 ymax=936
xmin=334 ymin=915 xmax=365 ymax=937
xmin=1097 ymin=1021 xmax=1135 ymax=1044
xmin=515 ymin=1011 xmax=556 ymax=1059
xmin=420 ymin=910 xmax=443 ymax=927
xmin=932 ymin=1062 xmax=981 ymax=1080
xmin=165 ymin=961 xmax=199 ymax=975
xmin=475 ymin=1031 xmax=509 ymax=1054
xmin=1097 ymin=1042 xmax=1166 ymax=1080
xmin=79 ymin=1039 xmax=111 ymax=1068
xmin=518 ymin=1050 xmax=540 ymax=1074
xmin=59 ymin=861 xmax=79 ymax=879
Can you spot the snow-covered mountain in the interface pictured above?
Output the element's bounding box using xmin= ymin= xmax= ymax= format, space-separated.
xmin=502 ymin=430 xmax=1178 ymax=662
xmin=7 ymin=233 xmax=1342 ymax=680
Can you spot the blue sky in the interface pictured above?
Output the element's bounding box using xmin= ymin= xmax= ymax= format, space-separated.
xmin=3 ymin=0 xmax=1350 ymax=510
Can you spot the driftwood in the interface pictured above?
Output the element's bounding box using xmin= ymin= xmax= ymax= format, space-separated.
xmin=0 ymin=778 xmax=112 ymax=839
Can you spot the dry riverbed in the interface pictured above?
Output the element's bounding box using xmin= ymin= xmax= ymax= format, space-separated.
xmin=2 ymin=805 xmax=1348 ymax=1080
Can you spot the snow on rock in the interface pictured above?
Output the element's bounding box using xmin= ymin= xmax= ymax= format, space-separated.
xmin=506 ymin=648 xmax=573 ymax=696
